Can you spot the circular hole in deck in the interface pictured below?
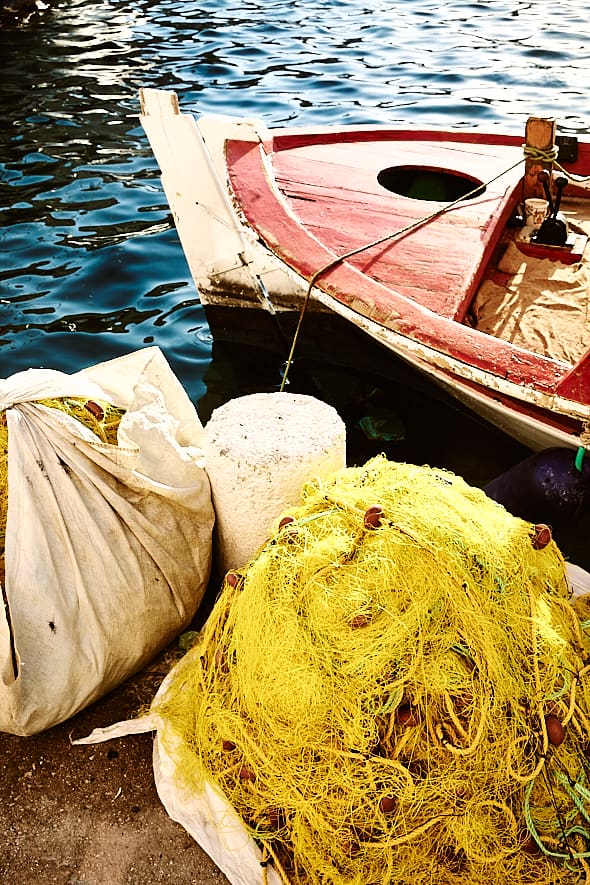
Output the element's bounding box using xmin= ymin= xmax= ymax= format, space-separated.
xmin=377 ymin=165 xmax=486 ymax=202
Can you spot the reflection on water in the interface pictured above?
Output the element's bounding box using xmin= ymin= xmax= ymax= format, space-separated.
xmin=1 ymin=0 xmax=590 ymax=561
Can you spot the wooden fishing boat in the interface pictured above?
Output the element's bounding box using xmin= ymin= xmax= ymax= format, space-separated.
xmin=139 ymin=88 xmax=590 ymax=452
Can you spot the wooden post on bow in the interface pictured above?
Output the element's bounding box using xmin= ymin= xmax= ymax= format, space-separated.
xmin=523 ymin=117 xmax=556 ymax=199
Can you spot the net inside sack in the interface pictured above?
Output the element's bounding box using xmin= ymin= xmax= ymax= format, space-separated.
xmin=155 ymin=455 xmax=590 ymax=884
xmin=0 ymin=397 xmax=126 ymax=584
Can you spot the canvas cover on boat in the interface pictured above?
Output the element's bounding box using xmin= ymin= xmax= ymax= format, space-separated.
xmin=472 ymin=225 xmax=590 ymax=365
xmin=0 ymin=347 xmax=214 ymax=736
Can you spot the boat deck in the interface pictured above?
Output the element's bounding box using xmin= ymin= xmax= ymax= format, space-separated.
xmin=228 ymin=134 xmax=524 ymax=322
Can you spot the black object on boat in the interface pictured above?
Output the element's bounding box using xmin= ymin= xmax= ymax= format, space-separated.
xmin=533 ymin=170 xmax=569 ymax=247
xmin=484 ymin=446 xmax=590 ymax=530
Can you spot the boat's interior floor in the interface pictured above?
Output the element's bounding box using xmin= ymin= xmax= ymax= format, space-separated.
xmin=470 ymin=197 xmax=590 ymax=365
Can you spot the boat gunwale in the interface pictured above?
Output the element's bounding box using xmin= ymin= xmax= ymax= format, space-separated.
xmin=263 ymin=127 xmax=526 ymax=154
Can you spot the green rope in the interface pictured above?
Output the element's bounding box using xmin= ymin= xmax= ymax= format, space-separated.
xmin=523 ymin=140 xmax=590 ymax=181
xmin=575 ymin=446 xmax=586 ymax=473
xmin=524 ymin=779 xmax=560 ymax=860
xmin=574 ymin=780 xmax=590 ymax=806
xmin=523 ymin=761 xmax=590 ymax=872
xmin=556 ymin=771 xmax=590 ymax=828
xmin=523 ymin=139 xmax=590 ymax=184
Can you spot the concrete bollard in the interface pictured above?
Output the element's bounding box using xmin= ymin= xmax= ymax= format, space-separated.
xmin=204 ymin=392 xmax=346 ymax=575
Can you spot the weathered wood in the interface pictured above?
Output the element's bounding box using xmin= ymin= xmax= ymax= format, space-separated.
xmin=523 ymin=117 xmax=556 ymax=199
xmin=234 ymin=136 xmax=523 ymax=321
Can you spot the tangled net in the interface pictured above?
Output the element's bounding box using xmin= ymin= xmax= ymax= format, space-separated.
xmin=0 ymin=397 xmax=125 ymax=583
xmin=156 ymin=456 xmax=590 ymax=884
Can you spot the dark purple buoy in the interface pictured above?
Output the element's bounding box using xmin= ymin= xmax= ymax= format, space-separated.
xmin=484 ymin=447 xmax=590 ymax=530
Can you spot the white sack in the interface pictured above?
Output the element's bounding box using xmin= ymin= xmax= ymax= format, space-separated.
xmin=153 ymin=724 xmax=283 ymax=885
xmin=0 ymin=346 xmax=214 ymax=736
xmin=75 ymin=651 xmax=282 ymax=885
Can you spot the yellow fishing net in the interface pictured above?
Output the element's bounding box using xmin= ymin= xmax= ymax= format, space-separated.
xmin=155 ymin=455 xmax=590 ymax=884
xmin=0 ymin=397 xmax=125 ymax=584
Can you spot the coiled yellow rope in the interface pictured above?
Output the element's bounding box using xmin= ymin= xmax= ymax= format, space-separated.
xmin=156 ymin=456 xmax=590 ymax=885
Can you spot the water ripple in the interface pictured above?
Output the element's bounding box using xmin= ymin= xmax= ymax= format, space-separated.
xmin=0 ymin=0 xmax=589 ymax=401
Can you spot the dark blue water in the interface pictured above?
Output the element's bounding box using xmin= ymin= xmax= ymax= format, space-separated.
xmin=1 ymin=0 xmax=590 ymax=560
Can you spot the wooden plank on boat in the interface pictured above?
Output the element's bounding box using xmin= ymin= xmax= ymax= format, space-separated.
xmin=228 ymin=135 xmax=522 ymax=321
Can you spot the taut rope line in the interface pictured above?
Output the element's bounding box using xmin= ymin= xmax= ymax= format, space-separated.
xmin=280 ymin=152 xmax=533 ymax=392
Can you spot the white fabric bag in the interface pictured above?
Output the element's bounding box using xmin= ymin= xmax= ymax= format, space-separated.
xmin=75 ymin=648 xmax=282 ymax=885
xmin=0 ymin=347 xmax=214 ymax=736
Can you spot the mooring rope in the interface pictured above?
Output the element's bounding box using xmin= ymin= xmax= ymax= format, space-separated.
xmin=279 ymin=154 xmax=526 ymax=391
xmin=523 ymin=143 xmax=590 ymax=183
